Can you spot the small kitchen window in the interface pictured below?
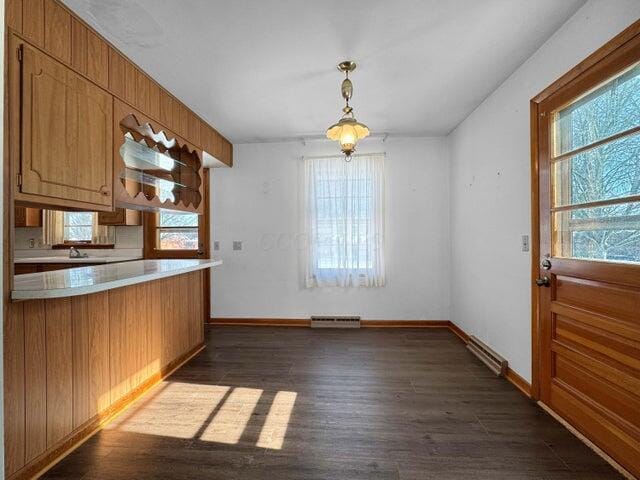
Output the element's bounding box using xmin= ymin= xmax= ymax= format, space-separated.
xmin=63 ymin=212 xmax=94 ymax=242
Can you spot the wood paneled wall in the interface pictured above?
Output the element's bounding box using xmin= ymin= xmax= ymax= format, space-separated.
xmin=3 ymin=271 xmax=205 ymax=479
xmin=5 ymin=0 xmax=232 ymax=166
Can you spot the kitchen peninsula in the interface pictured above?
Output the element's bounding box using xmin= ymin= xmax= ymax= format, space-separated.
xmin=5 ymin=259 xmax=222 ymax=479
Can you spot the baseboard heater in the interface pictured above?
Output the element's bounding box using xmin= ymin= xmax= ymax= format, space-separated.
xmin=311 ymin=316 xmax=361 ymax=328
xmin=466 ymin=335 xmax=508 ymax=376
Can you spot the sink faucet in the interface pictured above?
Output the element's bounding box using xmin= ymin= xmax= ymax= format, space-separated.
xmin=69 ymin=246 xmax=88 ymax=259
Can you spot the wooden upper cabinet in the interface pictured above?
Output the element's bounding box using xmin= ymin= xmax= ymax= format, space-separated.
xmin=19 ymin=42 xmax=113 ymax=209
xmin=98 ymin=208 xmax=140 ymax=226
xmin=86 ymin=30 xmax=109 ymax=88
xmin=15 ymin=207 xmax=42 ymax=227
xmin=23 ymin=0 xmax=45 ymax=47
xmin=6 ymin=0 xmax=24 ymax=33
xmin=44 ymin=0 xmax=71 ymax=63
xmin=135 ymin=69 xmax=150 ymax=113
xmin=188 ymin=114 xmax=201 ymax=147
xmin=109 ymin=49 xmax=135 ymax=105
xmin=148 ymin=81 xmax=160 ymax=120
xmin=159 ymin=89 xmax=172 ymax=127
xmin=70 ymin=16 xmax=87 ymax=74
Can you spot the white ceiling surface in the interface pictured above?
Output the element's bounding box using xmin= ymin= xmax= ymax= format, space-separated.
xmin=63 ymin=0 xmax=585 ymax=144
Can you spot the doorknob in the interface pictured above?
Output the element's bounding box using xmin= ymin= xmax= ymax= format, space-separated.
xmin=535 ymin=276 xmax=551 ymax=287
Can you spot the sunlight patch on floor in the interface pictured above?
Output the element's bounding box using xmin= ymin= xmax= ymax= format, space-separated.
xmin=257 ymin=391 xmax=297 ymax=449
xmin=200 ymin=387 xmax=263 ymax=444
xmin=107 ymin=381 xmax=298 ymax=449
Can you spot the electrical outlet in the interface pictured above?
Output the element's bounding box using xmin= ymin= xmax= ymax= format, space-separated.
xmin=213 ymin=241 xmax=220 ymax=251
xmin=233 ymin=241 xmax=243 ymax=251
xmin=521 ymin=235 xmax=530 ymax=252
xmin=29 ymin=238 xmax=35 ymax=248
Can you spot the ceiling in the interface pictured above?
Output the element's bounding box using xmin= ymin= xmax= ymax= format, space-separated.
xmin=62 ymin=0 xmax=585 ymax=144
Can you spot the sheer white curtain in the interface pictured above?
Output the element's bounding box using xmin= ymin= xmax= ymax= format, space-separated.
xmin=304 ymin=153 xmax=385 ymax=287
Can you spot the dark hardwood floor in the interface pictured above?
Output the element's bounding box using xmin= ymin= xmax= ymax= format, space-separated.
xmin=43 ymin=326 xmax=623 ymax=479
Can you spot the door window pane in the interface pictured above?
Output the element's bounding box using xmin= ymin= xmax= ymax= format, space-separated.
xmin=554 ymin=201 xmax=640 ymax=263
xmin=552 ymin=133 xmax=640 ymax=207
xmin=553 ymin=63 xmax=640 ymax=156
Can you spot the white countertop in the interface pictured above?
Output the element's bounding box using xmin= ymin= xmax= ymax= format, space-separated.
xmin=12 ymin=259 xmax=222 ymax=300
xmin=15 ymin=255 xmax=142 ymax=264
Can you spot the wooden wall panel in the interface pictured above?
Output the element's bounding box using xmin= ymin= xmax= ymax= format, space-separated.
xmin=88 ymin=291 xmax=111 ymax=415
xmin=146 ymin=280 xmax=162 ymax=375
xmin=24 ymin=301 xmax=46 ymax=462
xmin=70 ymin=17 xmax=87 ymax=74
xmin=72 ymin=296 xmax=90 ymax=428
xmin=4 ymin=303 xmax=25 ymax=475
xmin=6 ymin=0 xmax=23 ymax=32
xmin=45 ymin=298 xmax=73 ymax=448
xmin=44 ymin=0 xmax=71 ymax=64
xmin=109 ymin=287 xmax=128 ymax=403
xmin=87 ymin=30 xmax=109 ymax=88
xmin=22 ymin=0 xmax=44 ymax=47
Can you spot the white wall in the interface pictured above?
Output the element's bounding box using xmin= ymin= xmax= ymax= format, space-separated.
xmin=211 ymin=137 xmax=450 ymax=321
xmin=448 ymin=0 xmax=640 ymax=382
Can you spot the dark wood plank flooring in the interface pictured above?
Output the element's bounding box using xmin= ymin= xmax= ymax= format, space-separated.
xmin=43 ymin=326 xmax=623 ymax=479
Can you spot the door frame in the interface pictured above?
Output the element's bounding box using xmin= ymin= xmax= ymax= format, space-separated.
xmin=529 ymin=19 xmax=640 ymax=401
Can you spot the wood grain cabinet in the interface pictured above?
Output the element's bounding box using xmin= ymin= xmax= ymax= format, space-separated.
xmin=97 ymin=208 xmax=141 ymax=226
xmin=14 ymin=207 xmax=42 ymax=227
xmin=15 ymin=39 xmax=113 ymax=211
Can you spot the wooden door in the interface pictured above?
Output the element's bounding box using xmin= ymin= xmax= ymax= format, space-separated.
xmin=533 ymin=26 xmax=640 ymax=478
xmin=19 ymin=41 xmax=113 ymax=208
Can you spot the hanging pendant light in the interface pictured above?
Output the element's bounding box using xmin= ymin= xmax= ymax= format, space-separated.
xmin=326 ymin=61 xmax=370 ymax=160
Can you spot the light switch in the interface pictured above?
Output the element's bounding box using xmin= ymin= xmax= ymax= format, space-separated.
xmin=521 ymin=235 xmax=530 ymax=252
xmin=233 ymin=241 xmax=243 ymax=251
xmin=213 ymin=241 xmax=220 ymax=251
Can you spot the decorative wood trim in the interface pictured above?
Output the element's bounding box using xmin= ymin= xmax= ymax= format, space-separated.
xmin=448 ymin=321 xmax=470 ymax=343
xmin=530 ymin=99 xmax=542 ymax=401
xmin=538 ymin=402 xmax=637 ymax=480
xmin=209 ymin=318 xmax=310 ymax=327
xmin=506 ymin=368 xmax=532 ymax=399
xmin=8 ymin=343 xmax=205 ymax=480
xmin=531 ymin=19 xmax=640 ymax=103
xmin=360 ymin=320 xmax=450 ymax=328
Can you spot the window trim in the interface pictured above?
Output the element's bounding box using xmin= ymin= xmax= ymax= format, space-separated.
xmin=143 ymin=169 xmax=210 ymax=259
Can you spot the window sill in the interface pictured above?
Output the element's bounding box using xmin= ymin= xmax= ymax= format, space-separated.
xmin=52 ymin=243 xmax=115 ymax=249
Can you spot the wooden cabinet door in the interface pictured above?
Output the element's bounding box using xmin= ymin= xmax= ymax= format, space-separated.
xmin=15 ymin=207 xmax=42 ymax=227
xmin=20 ymin=42 xmax=113 ymax=208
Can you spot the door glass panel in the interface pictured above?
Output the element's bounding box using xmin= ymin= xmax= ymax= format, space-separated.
xmin=553 ymin=63 xmax=640 ymax=156
xmin=552 ymin=62 xmax=640 ymax=264
xmin=553 ymin=201 xmax=640 ymax=263
xmin=552 ymin=133 xmax=640 ymax=207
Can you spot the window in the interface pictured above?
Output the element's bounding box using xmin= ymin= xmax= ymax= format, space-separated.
xmin=551 ymin=62 xmax=640 ymax=263
xmin=304 ymin=153 xmax=385 ymax=287
xmin=63 ymin=212 xmax=94 ymax=242
xmin=157 ymin=211 xmax=199 ymax=249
